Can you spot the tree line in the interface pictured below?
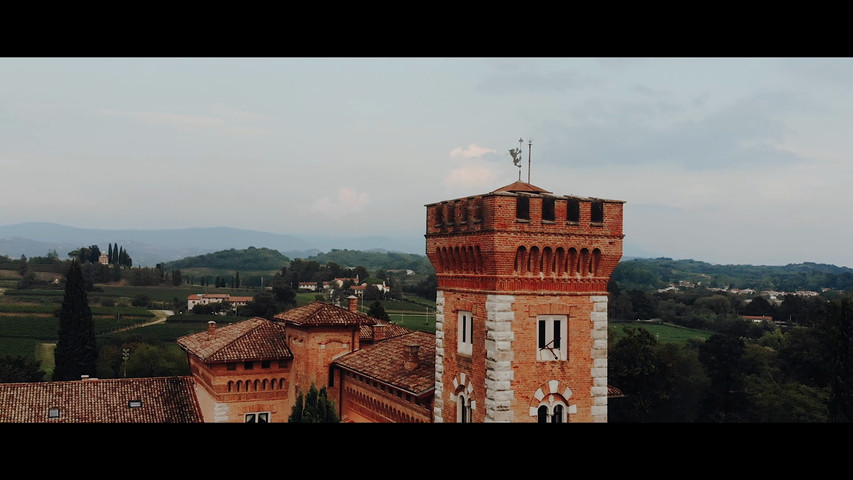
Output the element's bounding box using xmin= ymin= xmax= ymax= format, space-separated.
xmin=613 ymin=257 xmax=853 ymax=292
xmin=608 ymin=294 xmax=853 ymax=422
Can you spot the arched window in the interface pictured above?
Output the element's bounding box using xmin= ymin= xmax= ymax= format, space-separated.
xmin=458 ymin=394 xmax=473 ymax=423
xmin=535 ymin=402 xmax=567 ymax=423
xmin=553 ymin=404 xmax=564 ymax=423
xmin=537 ymin=405 xmax=549 ymax=423
xmin=530 ymin=382 xmax=573 ymax=423
xmin=454 ymin=373 xmax=475 ymax=423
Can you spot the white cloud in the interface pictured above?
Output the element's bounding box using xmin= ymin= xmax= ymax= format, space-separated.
xmin=449 ymin=144 xmax=496 ymax=159
xmin=98 ymin=108 xmax=269 ymax=137
xmin=442 ymin=162 xmax=499 ymax=194
xmin=309 ymin=187 xmax=370 ymax=216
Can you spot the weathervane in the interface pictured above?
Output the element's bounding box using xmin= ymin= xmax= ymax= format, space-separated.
xmin=509 ymin=137 xmax=523 ymax=181
xmin=508 ymin=137 xmax=532 ymax=183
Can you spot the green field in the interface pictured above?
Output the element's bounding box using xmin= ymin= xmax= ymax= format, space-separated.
xmin=609 ymin=321 xmax=713 ymax=344
xmin=2 ymin=279 xmax=714 ymax=377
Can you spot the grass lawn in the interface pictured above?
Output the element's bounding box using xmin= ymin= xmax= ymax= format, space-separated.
xmin=609 ymin=321 xmax=713 ymax=344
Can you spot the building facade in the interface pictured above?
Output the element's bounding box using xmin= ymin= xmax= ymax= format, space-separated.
xmin=425 ymin=181 xmax=624 ymax=423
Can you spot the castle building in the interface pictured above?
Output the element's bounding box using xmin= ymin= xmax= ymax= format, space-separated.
xmin=0 ymin=179 xmax=624 ymax=424
xmin=425 ymin=180 xmax=624 ymax=422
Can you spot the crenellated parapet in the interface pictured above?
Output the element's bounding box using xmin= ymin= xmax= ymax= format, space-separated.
xmin=426 ymin=182 xmax=624 ymax=294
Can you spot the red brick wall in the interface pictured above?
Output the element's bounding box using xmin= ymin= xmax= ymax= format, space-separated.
xmin=427 ymin=188 xmax=623 ymax=423
xmin=188 ymin=356 xmax=293 ymax=422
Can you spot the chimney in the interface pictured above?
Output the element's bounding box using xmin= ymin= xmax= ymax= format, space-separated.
xmin=207 ymin=321 xmax=216 ymax=337
xmin=347 ymin=295 xmax=358 ymax=313
xmin=373 ymin=323 xmax=387 ymax=342
xmin=403 ymin=344 xmax=420 ymax=372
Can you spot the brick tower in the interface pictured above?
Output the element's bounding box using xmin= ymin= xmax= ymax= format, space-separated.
xmin=425 ymin=180 xmax=624 ymax=422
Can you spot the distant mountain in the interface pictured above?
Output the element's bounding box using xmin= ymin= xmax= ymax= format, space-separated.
xmin=0 ymin=222 xmax=426 ymax=267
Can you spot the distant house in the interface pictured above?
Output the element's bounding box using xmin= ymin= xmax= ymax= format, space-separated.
xmin=187 ymin=293 xmax=253 ymax=311
xmin=742 ymin=314 xmax=774 ymax=324
xmin=98 ymin=252 xmax=109 ymax=265
xmin=298 ymin=281 xmax=329 ymax=292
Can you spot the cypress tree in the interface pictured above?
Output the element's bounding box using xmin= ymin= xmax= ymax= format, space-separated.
xmin=288 ymin=384 xmax=340 ymax=423
xmin=53 ymin=260 xmax=97 ymax=381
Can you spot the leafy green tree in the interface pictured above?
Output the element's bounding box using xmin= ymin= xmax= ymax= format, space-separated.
xmin=16 ymin=271 xmax=37 ymax=289
xmin=270 ymin=271 xmax=297 ymax=310
xmin=818 ymin=298 xmax=853 ymax=422
xmin=739 ymin=342 xmax=830 ymax=422
xmin=131 ymin=294 xmax=151 ymax=307
xmin=367 ymin=301 xmax=390 ymax=322
xmin=288 ymin=384 xmax=340 ymax=423
xmin=741 ymin=295 xmax=776 ymax=316
xmin=110 ymin=263 xmax=122 ymax=282
xmin=124 ymin=344 xmax=187 ymax=378
xmin=0 ymin=354 xmax=46 ymax=383
xmin=240 ymin=291 xmax=280 ymax=320
xmin=172 ymin=269 xmax=182 ymax=286
xmin=53 ymin=260 xmax=97 ymax=381
xmin=698 ymin=333 xmax=747 ymax=422
xmin=608 ymin=326 xmax=676 ymax=422
xmin=353 ymin=266 xmax=369 ymax=281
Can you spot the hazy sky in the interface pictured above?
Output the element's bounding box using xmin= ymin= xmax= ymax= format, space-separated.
xmin=2 ymin=57 xmax=852 ymax=267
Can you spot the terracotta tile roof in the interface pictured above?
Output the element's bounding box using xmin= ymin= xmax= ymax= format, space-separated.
xmin=607 ymin=385 xmax=625 ymax=398
xmin=334 ymin=330 xmax=436 ymax=396
xmin=274 ymin=302 xmax=363 ymax=328
xmin=177 ymin=317 xmax=292 ymax=363
xmin=359 ymin=318 xmax=412 ymax=343
xmin=492 ymin=181 xmax=552 ymax=194
xmin=0 ymin=376 xmax=202 ymax=423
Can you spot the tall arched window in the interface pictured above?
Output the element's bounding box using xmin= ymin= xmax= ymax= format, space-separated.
xmin=537 ymin=405 xmax=549 ymax=423
xmin=458 ymin=394 xmax=473 ymax=423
